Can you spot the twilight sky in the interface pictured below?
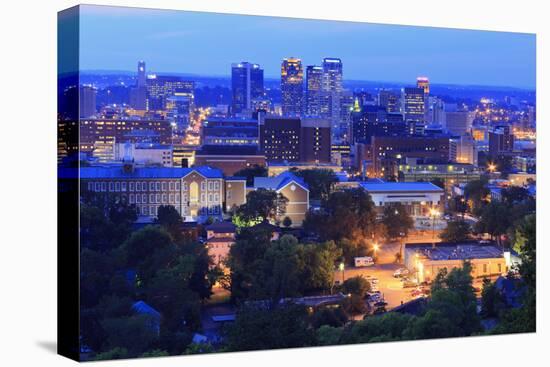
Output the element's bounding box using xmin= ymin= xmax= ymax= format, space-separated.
xmin=78 ymin=5 xmax=536 ymax=89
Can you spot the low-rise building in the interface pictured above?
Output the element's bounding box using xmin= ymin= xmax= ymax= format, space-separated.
xmin=253 ymin=172 xmax=310 ymax=226
xmin=404 ymin=242 xmax=508 ymax=283
xmin=205 ymin=221 xmax=237 ymax=267
xmin=360 ymin=181 xmax=444 ymax=217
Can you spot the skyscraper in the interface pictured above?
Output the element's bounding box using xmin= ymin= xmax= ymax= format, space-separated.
xmin=403 ymin=87 xmax=426 ymax=134
xmin=79 ymin=85 xmax=97 ymax=118
xmin=305 ymin=65 xmax=323 ymax=116
xmin=378 ymin=90 xmax=400 ymax=113
xmin=231 ymin=62 xmax=264 ymax=115
xmin=321 ymin=58 xmax=344 ymax=141
xmin=281 ymin=57 xmax=304 ymax=117
xmin=146 ymin=75 xmax=194 ymax=111
xmin=130 ymin=61 xmax=147 ymax=110
xmin=416 ymin=76 xmax=430 ymax=95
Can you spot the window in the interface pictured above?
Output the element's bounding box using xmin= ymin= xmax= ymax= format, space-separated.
xmin=136 ymin=194 xmax=141 ymax=204
xmin=149 ymin=182 xmax=154 ymax=191
xmin=208 ymin=194 xmax=213 ymax=202
xmin=121 ymin=182 xmax=127 ymax=192
xmin=129 ymin=194 xmax=135 ymax=204
xmin=208 ymin=181 xmax=213 ymax=191
xmin=115 ymin=182 xmax=121 ymax=192
xmin=142 ymin=182 xmax=147 ymax=191
xmin=129 ymin=182 xmax=135 ymax=191
xmin=182 ymin=182 xmax=187 ymax=191
xmin=150 ymin=194 xmax=155 ymax=203
xmin=95 ymin=182 xmax=100 ymax=191
xmin=156 ymin=194 xmax=160 ymax=203
xmin=169 ymin=194 xmax=174 ymax=204
xmin=483 ymin=264 xmax=488 ymax=273
xmin=201 ymin=193 xmax=205 ymax=203
xmin=227 ymin=190 xmax=232 ymax=200
xmin=149 ymin=206 xmax=155 ymax=216
xmin=162 ymin=182 xmax=167 ymax=191
xmin=155 ymin=182 xmax=161 ymax=191
xmin=169 ymin=182 xmax=174 ymax=191
xmin=176 ymin=182 xmax=181 ymax=191
xmin=498 ymin=263 xmax=502 ymax=273
xmin=87 ymin=182 xmax=93 ymax=191
xmin=201 ymin=182 xmax=206 ymax=191
xmin=176 ymin=194 xmax=180 ymax=203
xmin=162 ymin=194 xmax=167 ymax=203
xmin=214 ymin=193 xmax=219 ymax=202
xmin=109 ymin=182 xmax=114 ymax=191
xmin=141 ymin=206 xmax=148 ymax=215
xmin=214 ymin=181 xmax=220 ymax=190
xmin=101 ymin=182 xmax=106 ymax=192
xmin=142 ymin=194 xmax=147 ymax=203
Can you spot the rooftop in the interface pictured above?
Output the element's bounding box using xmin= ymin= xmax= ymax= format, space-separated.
xmin=254 ymin=171 xmax=309 ymax=191
xmin=405 ymin=242 xmax=504 ymax=261
xmin=78 ymin=165 xmax=223 ymax=179
xmin=360 ymin=181 xmax=444 ymax=193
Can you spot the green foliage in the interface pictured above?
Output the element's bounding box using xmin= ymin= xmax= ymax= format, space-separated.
xmin=341 ymin=276 xmax=371 ymax=298
xmin=94 ymin=347 xmax=129 ymax=361
xmin=282 ymin=216 xmax=293 ymax=228
xmin=100 ymin=315 xmax=159 ymax=356
xmin=439 ymin=220 xmax=471 ymax=242
xmin=184 ymin=343 xmax=214 ymax=355
xmin=304 ymin=188 xmax=377 ymax=243
xmin=343 ymin=313 xmax=413 ymax=344
xmin=234 ymin=164 xmax=268 ymax=186
xmin=292 ymin=168 xmax=338 ymax=200
xmin=140 ymin=349 xmax=169 ymax=358
xmin=310 ymin=307 xmax=348 ymax=329
xmin=316 ymin=325 xmax=344 ymax=345
xmin=155 ymin=205 xmax=183 ymax=240
xmin=475 ymin=202 xmax=511 ymax=243
xmin=381 ymin=203 xmax=414 ymax=240
xmin=235 ymin=189 xmax=288 ymax=225
xmin=480 ymin=278 xmax=506 ymax=318
xmin=225 ymin=304 xmax=315 ymax=351
xmin=464 ymin=178 xmax=489 ymax=213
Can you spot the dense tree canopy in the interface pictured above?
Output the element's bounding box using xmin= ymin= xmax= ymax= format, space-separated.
xmin=439 ymin=220 xmax=471 ymax=243
xmin=233 ymin=164 xmax=268 ymax=186
xmin=292 ymin=168 xmax=338 ymax=201
xmin=233 ymin=189 xmax=288 ymax=226
xmin=380 ymin=203 xmax=414 ymax=240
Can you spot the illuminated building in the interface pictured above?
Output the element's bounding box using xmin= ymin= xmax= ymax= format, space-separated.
xmin=259 ymin=116 xmax=331 ymax=164
xmin=201 ymin=117 xmax=259 ymax=147
xmin=166 ymin=92 xmax=194 ymax=132
xmin=280 ymin=57 xmax=304 ymax=117
xmin=146 ymin=75 xmax=194 ymax=111
xmin=305 ymin=65 xmax=323 ymax=116
xmin=351 ymin=105 xmax=406 ymax=144
xmin=231 ymin=62 xmax=264 ymax=115
xmin=398 ymin=161 xmax=481 ymax=192
xmin=194 ymin=145 xmax=266 ymax=176
xmin=489 ymin=125 xmax=515 ymax=157
xmin=113 ymin=142 xmax=173 ymax=167
xmin=416 ymin=76 xmax=430 ymax=95
xmin=378 ymin=90 xmax=400 ymax=113
xmin=321 ymin=58 xmax=344 ymax=141
xmin=450 ymin=134 xmax=478 ymax=165
xmin=403 ymin=87 xmax=425 ymax=126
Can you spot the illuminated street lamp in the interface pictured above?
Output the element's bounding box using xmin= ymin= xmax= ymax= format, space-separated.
xmin=339 ymin=262 xmax=345 ymax=283
xmin=373 ymin=243 xmax=380 ymax=261
xmin=487 ymin=162 xmax=497 ymax=173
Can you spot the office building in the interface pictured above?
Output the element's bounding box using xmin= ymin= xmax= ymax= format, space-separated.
xmin=378 ymin=90 xmax=400 ymax=113
xmin=305 ymin=65 xmax=323 ymax=116
xmin=398 ymin=161 xmax=481 ymax=192
xmin=301 ymin=117 xmax=332 ymax=163
xmin=281 ymin=57 xmax=304 ymax=116
xmin=489 ymin=125 xmax=515 ymax=157
xmin=113 ymin=142 xmax=173 ymax=167
xmin=202 ymin=117 xmax=259 ymax=146
xmin=321 ymin=58 xmax=344 ymax=141
xmin=79 ymin=85 xmax=97 ymax=118
xmin=351 ymin=106 xmax=406 ymax=143
xmin=166 ymin=92 xmax=194 ymax=132
xmin=416 ymin=76 xmax=430 ymax=95
xmin=194 ymin=145 xmax=266 ymax=176
xmin=403 ymin=87 xmax=426 ymax=124
xmin=445 ymin=111 xmax=474 ymax=136
xmin=130 ymin=61 xmax=147 ymax=110
xmin=231 ymin=62 xmax=264 ymax=115
xmin=146 ymin=75 xmax=194 ymax=111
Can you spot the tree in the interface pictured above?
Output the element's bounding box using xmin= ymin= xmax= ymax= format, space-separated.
xmin=430 ymin=177 xmax=445 ymax=189
xmin=341 ymin=276 xmax=371 ymax=298
xmin=480 ymin=278 xmax=506 ymax=318
xmin=501 ymin=186 xmax=530 ymax=206
xmin=282 ymin=216 xmax=292 ymax=228
xmin=342 ymin=313 xmax=413 ymax=344
xmin=380 ymin=203 xmax=414 ymax=240
xmin=155 ymin=205 xmax=183 ymax=240
xmin=311 ymin=307 xmax=348 ymax=329
xmin=225 ymin=304 xmax=315 ymax=351
xmin=304 ymin=188 xmax=377 ymax=242
xmin=475 ymin=202 xmax=511 ymax=245
xmin=316 ymin=325 xmax=344 ymax=346
xmin=235 ymin=189 xmax=288 ymax=225
xmin=293 ymin=169 xmax=337 ymax=200
xmin=439 ymin=220 xmax=471 ymax=242
xmin=234 ymin=164 xmax=268 ymax=186
xmin=464 ymin=178 xmax=489 ymax=214
xmin=100 ymin=315 xmax=158 ymax=357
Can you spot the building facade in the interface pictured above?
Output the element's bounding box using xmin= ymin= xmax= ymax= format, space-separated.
xmin=231 ymin=62 xmax=264 ymax=115
xmin=281 ymin=57 xmax=304 ymax=117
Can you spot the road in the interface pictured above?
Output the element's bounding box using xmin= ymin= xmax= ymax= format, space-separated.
xmin=334 ymin=264 xmax=416 ymax=310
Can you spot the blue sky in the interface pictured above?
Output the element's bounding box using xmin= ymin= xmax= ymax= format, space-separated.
xmin=79 ymin=5 xmax=536 ymax=89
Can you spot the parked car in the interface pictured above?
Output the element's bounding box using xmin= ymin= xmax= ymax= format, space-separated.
xmin=393 ymin=268 xmax=410 ymax=278
xmin=402 ymin=279 xmax=418 ymax=288
xmin=354 ymin=256 xmax=375 ymax=267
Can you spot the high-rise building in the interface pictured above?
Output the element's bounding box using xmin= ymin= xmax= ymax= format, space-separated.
xmin=231 ymin=62 xmax=264 ymax=115
xmin=416 ymin=76 xmax=430 ymax=95
xmin=146 ymin=75 xmax=194 ymax=111
xmin=351 ymin=106 xmax=406 ymax=143
xmin=305 ymin=65 xmax=323 ymax=116
xmin=79 ymin=85 xmax=97 ymax=118
xmin=445 ymin=111 xmax=474 ymax=136
xmin=378 ymin=90 xmax=400 ymax=113
xmin=281 ymin=58 xmax=304 ymax=117
xmin=321 ymin=58 xmax=344 ymax=141
xmin=403 ymin=87 xmax=426 ymax=133
xmin=166 ymin=92 xmax=195 ymax=132
xmin=259 ymin=116 xmax=331 ymax=163
xmin=489 ymin=126 xmax=515 ymax=157
xmin=130 ymin=61 xmax=147 ymax=110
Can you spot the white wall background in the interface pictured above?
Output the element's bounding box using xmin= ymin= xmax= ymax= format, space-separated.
xmin=0 ymin=1 xmax=547 ymax=366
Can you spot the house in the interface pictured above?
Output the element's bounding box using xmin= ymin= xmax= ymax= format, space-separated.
xmin=131 ymin=301 xmax=161 ymax=336
xmin=205 ymin=221 xmax=237 ymax=267
xmin=253 ymin=171 xmax=310 ymax=226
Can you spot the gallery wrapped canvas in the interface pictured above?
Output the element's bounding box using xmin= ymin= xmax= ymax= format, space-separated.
xmin=58 ymin=4 xmax=536 ymax=362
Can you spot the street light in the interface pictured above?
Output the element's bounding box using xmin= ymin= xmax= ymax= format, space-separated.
xmin=373 ymin=243 xmax=380 ymax=261
xmin=339 ymin=262 xmax=345 ymax=283
xmin=487 ymin=162 xmax=497 ymax=173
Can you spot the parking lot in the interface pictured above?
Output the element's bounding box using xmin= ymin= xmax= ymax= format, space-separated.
xmin=334 ymin=263 xmax=418 ymax=310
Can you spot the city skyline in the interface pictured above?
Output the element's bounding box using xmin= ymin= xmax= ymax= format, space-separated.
xmin=78 ymin=5 xmax=536 ymax=89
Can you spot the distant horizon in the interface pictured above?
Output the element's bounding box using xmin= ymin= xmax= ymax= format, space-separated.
xmin=78 ymin=69 xmax=536 ymax=92
xmin=78 ymin=5 xmax=536 ymax=90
